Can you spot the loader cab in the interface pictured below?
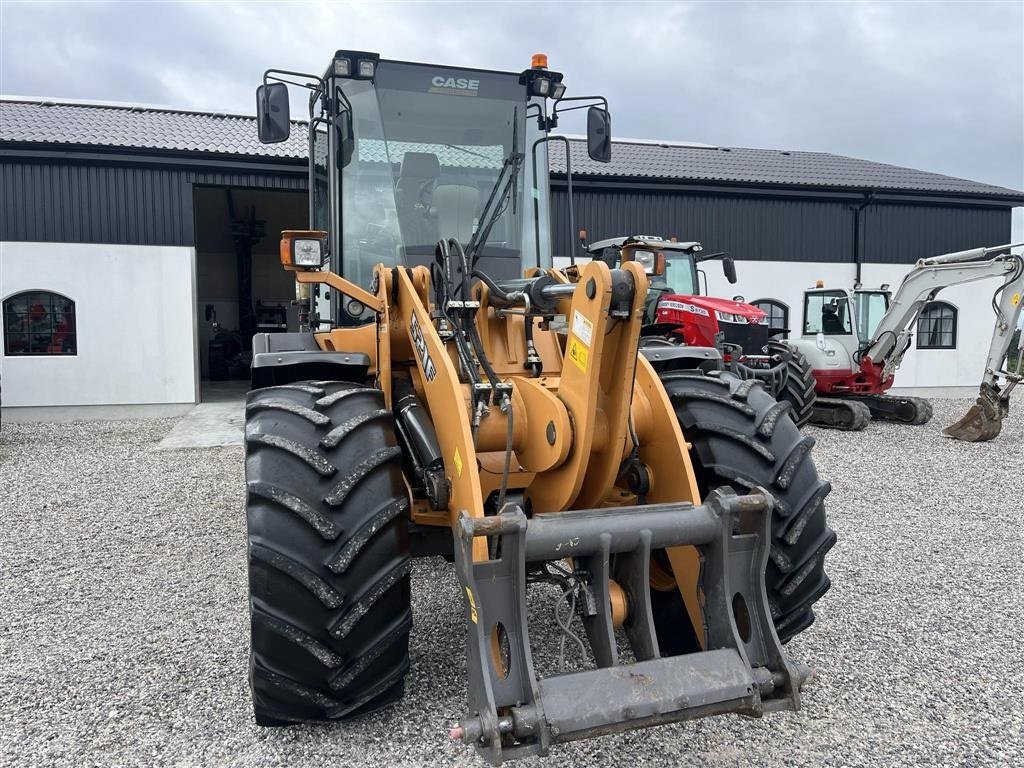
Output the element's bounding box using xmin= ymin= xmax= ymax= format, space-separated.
xmin=257 ymin=51 xmax=611 ymax=327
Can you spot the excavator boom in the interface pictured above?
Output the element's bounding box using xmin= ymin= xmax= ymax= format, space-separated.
xmin=943 ymin=246 xmax=1024 ymax=441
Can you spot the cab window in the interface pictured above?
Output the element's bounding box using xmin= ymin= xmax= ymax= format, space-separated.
xmin=804 ymin=291 xmax=852 ymax=335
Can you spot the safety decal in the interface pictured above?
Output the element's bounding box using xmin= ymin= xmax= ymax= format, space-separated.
xmin=1012 ymin=292 xmax=1021 ymax=308
xmin=571 ymin=310 xmax=594 ymax=346
xmin=567 ymin=337 xmax=589 ymax=372
xmin=453 ymin=446 xmax=464 ymax=478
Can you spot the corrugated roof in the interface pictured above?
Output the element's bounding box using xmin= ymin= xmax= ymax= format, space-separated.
xmin=2 ymin=97 xmax=1021 ymax=201
xmin=0 ymin=98 xmax=308 ymax=159
xmin=548 ymin=141 xmax=1023 ymax=199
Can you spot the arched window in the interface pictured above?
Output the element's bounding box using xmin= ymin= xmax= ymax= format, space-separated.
xmin=751 ymin=298 xmax=789 ymax=335
xmin=3 ymin=291 xmax=77 ymax=356
xmin=916 ymin=301 xmax=957 ymax=350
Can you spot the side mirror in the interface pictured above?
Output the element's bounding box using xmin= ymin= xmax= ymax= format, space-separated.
xmin=337 ymin=111 xmax=355 ymax=169
xmin=586 ymin=106 xmax=611 ymax=163
xmin=256 ymin=82 xmax=291 ymax=144
xmin=722 ymin=256 xmax=737 ymax=284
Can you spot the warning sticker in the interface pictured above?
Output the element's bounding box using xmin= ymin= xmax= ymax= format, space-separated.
xmin=453 ymin=447 xmax=464 ymax=478
xmin=1012 ymin=292 xmax=1021 ymax=307
xmin=567 ymin=337 xmax=589 ymax=372
xmin=465 ymin=587 xmax=478 ymax=623
xmin=571 ymin=310 xmax=594 ymax=347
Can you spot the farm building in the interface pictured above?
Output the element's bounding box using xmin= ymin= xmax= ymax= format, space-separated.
xmin=1 ymin=96 xmax=1021 ymax=413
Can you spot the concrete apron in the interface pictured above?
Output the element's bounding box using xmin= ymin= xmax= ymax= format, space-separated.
xmin=156 ymin=401 xmax=245 ymax=450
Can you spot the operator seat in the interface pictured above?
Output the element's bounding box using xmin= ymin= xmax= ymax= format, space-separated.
xmin=822 ymin=304 xmax=846 ymax=334
xmin=432 ymin=184 xmax=480 ymax=245
xmin=396 ymin=152 xmax=441 ymax=249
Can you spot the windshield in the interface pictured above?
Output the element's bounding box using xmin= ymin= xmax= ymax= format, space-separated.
xmin=333 ymin=62 xmax=541 ymax=289
xmin=804 ymin=290 xmax=852 ymax=335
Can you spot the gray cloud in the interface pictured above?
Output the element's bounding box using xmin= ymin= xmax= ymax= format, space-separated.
xmin=2 ymin=0 xmax=1021 ymax=233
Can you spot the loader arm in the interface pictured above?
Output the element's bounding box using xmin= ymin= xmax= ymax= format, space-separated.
xmin=863 ymin=243 xmax=1024 ymax=383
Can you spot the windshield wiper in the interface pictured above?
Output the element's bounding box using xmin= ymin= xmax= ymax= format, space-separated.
xmin=466 ymin=107 xmax=522 ymax=268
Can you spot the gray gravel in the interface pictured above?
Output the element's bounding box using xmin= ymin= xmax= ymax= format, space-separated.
xmin=1 ymin=399 xmax=1022 ymax=767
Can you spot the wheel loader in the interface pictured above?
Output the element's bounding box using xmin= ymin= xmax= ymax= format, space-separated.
xmin=245 ymin=50 xmax=834 ymax=762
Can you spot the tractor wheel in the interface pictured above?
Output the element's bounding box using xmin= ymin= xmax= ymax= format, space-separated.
xmin=652 ymin=370 xmax=834 ymax=650
xmin=767 ymin=340 xmax=816 ymax=429
xmin=245 ymin=381 xmax=411 ymax=726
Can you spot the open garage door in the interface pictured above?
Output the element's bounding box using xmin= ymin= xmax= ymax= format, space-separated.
xmin=193 ymin=186 xmax=308 ymax=395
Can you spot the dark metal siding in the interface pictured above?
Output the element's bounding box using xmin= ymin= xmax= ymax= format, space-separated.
xmin=1 ymin=154 xmax=1011 ymax=264
xmin=861 ymin=204 xmax=1008 ymax=263
xmin=551 ymin=186 xmax=1011 ymax=264
xmin=0 ymin=158 xmax=307 ymax=246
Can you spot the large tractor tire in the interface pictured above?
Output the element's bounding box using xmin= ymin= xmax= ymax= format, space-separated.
xmin=652 ymin=370 xmax=834 ymax=650
xmin=245 ymin=381 xmax=412 ymax=726
xmin=767 ymin=340 xmax=816 ymax=429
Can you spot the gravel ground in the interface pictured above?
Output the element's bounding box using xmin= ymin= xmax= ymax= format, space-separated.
xmin=1 ymin=399 xmax=1022 ymax=767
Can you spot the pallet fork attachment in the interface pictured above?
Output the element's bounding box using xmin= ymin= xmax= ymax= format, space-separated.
xmin=451 ymin=488 xmax=813 ymax=763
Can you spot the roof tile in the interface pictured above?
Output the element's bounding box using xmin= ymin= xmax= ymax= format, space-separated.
xmin=2 ymin=98 xmax=1021 ymax=200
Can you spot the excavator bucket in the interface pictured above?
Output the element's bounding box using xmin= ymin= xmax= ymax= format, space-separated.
xmin=943 ymin=404 xmax=1003 ymax=441
xmin=944 ymin=383 xmax=1010 ymax=442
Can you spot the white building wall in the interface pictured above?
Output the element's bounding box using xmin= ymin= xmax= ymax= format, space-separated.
xmin=0 ymin=241 xmax=198 ymax=407
xmin=557 ymin=255 xmax=997 ymax=389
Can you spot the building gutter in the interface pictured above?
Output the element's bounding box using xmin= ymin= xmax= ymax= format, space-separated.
xmin=852 ymin=192 xmax=875 ymax=286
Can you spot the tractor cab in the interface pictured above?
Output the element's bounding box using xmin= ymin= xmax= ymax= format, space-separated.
xmin=588 ymin=236 xmax=772 ymax=357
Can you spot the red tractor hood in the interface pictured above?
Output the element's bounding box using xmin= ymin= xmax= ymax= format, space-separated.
xmin=658 ymin=294 xmax=767 ymax=323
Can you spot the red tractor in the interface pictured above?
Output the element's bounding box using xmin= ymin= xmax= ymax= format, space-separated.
xmin=584 ymin=235 xmax=816 ymax=427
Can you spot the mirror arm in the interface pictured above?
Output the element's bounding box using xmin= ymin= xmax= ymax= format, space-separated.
xmin=534 ymin=136 xmax=576 ymax=267
xmin=695 ymin=250 xmax=728 ymax=263
xmin=551 ymin=95 xmax=609 ymax=118
xmin=263 ymin=68 xmax=324 ymax=92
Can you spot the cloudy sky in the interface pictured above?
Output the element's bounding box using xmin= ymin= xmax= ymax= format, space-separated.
xmin=2 ymin=0 xmax=1022 ymax=234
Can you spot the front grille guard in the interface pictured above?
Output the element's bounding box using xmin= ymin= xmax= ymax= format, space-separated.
xmin=726 ymin=342 xmax=789 ymax=397
xmin=450 ymin=488 xmax=813 ymax=763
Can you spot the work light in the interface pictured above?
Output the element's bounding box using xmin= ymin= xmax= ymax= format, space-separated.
xmin=357 ymin=59 xmax=375 ymax=78
xmin=293 ymin=238 xmax=323 ymax=267
xmin=279 ymin=230 xmax=327 ymax=271
xmin=334 ymin=58 xmax=351 ymax=77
